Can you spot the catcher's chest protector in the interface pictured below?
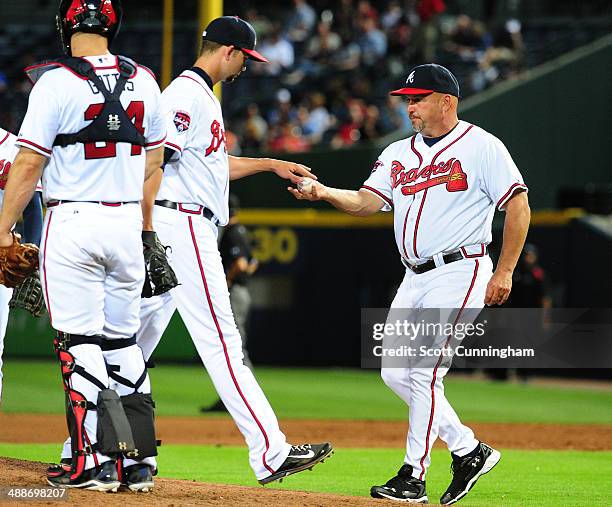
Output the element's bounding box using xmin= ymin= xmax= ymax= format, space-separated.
xmin=25 ymin=56 xmax=146 ymax=148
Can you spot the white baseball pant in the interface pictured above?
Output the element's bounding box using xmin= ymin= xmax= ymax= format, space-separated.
xmin=381 ymin=255 xmax=493 ymax=480
xmin=137 ymin=205 xmax=291 ymax=480
xmin=41 ymin=202 xmax=150 ymax=471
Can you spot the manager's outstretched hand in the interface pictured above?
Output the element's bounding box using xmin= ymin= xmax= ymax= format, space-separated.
xmin=288 ymin=177 xmax=327 ymax=201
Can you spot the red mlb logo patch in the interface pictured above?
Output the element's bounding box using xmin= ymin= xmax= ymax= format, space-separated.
xmin=173 ymin=111 xmax=191 ymax=133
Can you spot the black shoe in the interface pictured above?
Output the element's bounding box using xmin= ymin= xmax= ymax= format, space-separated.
xmin=47 ymin=460 xmax=121 ymax=492
xmin=440 ymin=442 xmax=501 ymax=505
xmin=258 ymin=443 xmax=333 ymax=485
xmin=200 ymin=399 xmax=228 ymax=413
xmin=124 ymin=464 xmax=155 ymax=492
xmin=46 ymin=458 xmax=72 ymax=480
xmin=370 ymin=464 xmax=428 ymax=503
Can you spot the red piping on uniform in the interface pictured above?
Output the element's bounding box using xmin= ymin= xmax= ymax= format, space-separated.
xmin=42 ymin=211 xmax=54 ymax=326
xmin=412 ymin=125 xmax=474 ymax=258
xmin=0 ymin=132 xmax=9 ymax=146
xmin=177 ymin=74 xmax=212 ymax=95
xmin=460 ymin=243 xmax=486 ymax=258
xmin=418 ymin=259 xmax=480 ymax=480
xmin=145 ymin=135 xmax=167 ymax=148
xmin=401 ymin=136 xmax=422 ymax=259
xmin=361 ymin=185 xmax=393 ymax=207
xmin=497 ymin=183 xmax=527 ymax=210
xmin=410 ymin=135 xmax=423 ymax=166
xmin=138 ymin=65 xmax=157 ymax=81
xmin=17 ymin=139 xmax=52 ymax=155
xmin=188 ymin=216 xmax=275 ymax=475
xmin=165 ymin=141 xmax=182 ymax=153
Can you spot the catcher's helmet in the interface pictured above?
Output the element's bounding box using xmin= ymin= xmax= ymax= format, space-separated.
xmin=56 ymin=0 xmax=122 ymax=55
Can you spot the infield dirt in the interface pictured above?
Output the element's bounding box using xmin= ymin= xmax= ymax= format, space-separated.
xmin=1 ymin=414 xmax=610 ymax=450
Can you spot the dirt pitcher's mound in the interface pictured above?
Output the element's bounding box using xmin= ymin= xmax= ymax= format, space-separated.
xmin=1 ymin=414 xmax=611 ymax=450
xmin=0 ymin=457 xmax=401 ymax=507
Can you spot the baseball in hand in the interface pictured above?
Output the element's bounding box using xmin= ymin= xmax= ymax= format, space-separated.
xmin=297 ymin=177 xmax=314 ymax=193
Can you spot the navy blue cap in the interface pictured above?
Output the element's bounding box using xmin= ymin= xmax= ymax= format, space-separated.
xmin=390 ymin=64 xmax=460 ymax=98
xmin=202 ymin=16 xmax=268 ymax=62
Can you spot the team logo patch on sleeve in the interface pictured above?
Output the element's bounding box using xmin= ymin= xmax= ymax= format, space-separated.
xmin=173 ymin=111 xmax=191 ymax=133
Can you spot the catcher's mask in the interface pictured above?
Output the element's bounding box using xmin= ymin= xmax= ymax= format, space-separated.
xmin=56 ymin=0 xmax=122 ymax=55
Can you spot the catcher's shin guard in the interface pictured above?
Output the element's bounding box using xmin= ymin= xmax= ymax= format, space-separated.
xmin=102 ymin=338 xmax=158 ymax=459
xmin=121 ymin=393 xmax=157 ymax=458
xmin=54 ymin=333 xmax=106 ymax=481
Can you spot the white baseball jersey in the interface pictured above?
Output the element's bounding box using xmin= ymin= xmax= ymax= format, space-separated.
xmin=362 ymin=120 xmax=527 ymax=262
xmin=0 ymin=128 xmax=19 ymax=208
xmin=157 ymin=69 xmax=230 ymax=225
xmin=17 ymin=53 xmax=166 ymax=203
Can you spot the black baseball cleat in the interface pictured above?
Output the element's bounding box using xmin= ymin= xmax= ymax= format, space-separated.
xmin=46 ymin=458 xmax=72 ymax=480
xmin=47 ymin=460 xmax=121 ymax=492
xmin=199 ymin=398 xmax=228 ymax=413
xmin=440 ymin=442 xmax=501 ymax=505
xmin=370 ymin=464 xmax=428 ymax=503
xmin=258 ymin=443 xmax=333 ymax=485
xmin=123 ymin=464 xmax=155 ymax=492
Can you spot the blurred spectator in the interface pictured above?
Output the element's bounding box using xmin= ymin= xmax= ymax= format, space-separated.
xmin=267 ymin=88 xmax=298 ymax=127
xmin=357 ymin=0 xmax=379 ymax=21
xmin=414 ymin=0 xmax=446 ymax=61
xmin=381 ymin=95 xmax=413 ymax=134
xmin=331 ymin=99 xmax=366 ymax=148
xmin=381 ymin=0 xmax=403 ymax=30
xmin=285 ymin=18 xmax=342 ymax=84
xmin=268 ymin=121 xmax=310 ymax=152
xmin=473 ymin=19 xmax=525 ymax=91
xmin=443 ymin=14 xmax=485 ymax=62
xmin=241 ymin=103 xmax=268 ymax=151
xmin=334 ymin=0 xmax=357 ymax=43
xmin=360 ymin=104 xmax=382 ymax=141
xmin=255 ymin=25 xmax=294 ymax=76
xmin=244 ymin=8 xmax=273 ymax=39
xmin=356 ymin=17 xmax=387 ymax=67
xmin=225 ymin=129 xmax=242 ymax=156
xmin=285 ymin=0 xmax=317 ymax=58
xmin=300 ymin=92 xmax=334 ymax=143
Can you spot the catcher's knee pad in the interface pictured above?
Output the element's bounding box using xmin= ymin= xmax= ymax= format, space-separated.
xmin=54 ymin=332 xmax=106 ymax=480
xmin=102 ymin=337 xmax=151 ymax=395
xmin=121 ymin=393 xmax=158 ymax=458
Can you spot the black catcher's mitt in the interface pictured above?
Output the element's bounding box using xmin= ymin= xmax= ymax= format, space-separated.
xmin=0 ymin=233 xmax=39 ymax=288
xmin=9 ymin=269 xmax=46 ymax=317
xmin=141 ymin=231 xmax=179 ymax=298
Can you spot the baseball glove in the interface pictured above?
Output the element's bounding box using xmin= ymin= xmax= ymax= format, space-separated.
xmin=141 ymin=231 xmax=179 ymax=298
xmin=0 ymin=233 xmax=39 ymax=288
xmin=9 ymin=270 xmax=46 ymax=317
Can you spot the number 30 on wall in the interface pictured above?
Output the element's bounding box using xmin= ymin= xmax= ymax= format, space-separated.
xmin=250 ymin=227 xmax=298 ymax=264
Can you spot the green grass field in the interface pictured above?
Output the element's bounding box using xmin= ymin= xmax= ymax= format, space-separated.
xmin=2 ymin=360 xmax=611 ymax=423
xmin=1 ymin=359 xmax=611 ymax=505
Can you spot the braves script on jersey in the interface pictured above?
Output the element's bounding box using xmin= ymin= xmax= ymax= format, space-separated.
xmin=361 ymin=120 xmax=527 ymax=263
xmin=17 ymin=54 xmax=166 ymax=202
xmin=157 ymin=69 xmax=230 ymax=225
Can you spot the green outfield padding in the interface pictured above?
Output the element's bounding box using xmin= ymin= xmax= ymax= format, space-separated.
xmin=2 ymin=360 xmax=611 ymax=424
xmin=0 ymin=444 xmax=609 ymax=507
